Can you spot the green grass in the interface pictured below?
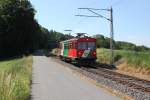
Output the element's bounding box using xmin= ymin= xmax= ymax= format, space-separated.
xmin=0 ymin=56 xmax=33 ymax=100
xmin=97 ymin=48 xmax=150 ymax=70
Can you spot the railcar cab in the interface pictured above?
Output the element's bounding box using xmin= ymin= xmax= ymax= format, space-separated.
xmin=76 ymin=33 xmax=97 ymax=62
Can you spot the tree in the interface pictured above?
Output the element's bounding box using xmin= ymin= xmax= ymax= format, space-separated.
xmin=47 ymin=30 xmax=66 ymax=49
xmin=0 ymin=0 xmax=40 ymax=58
xmin=93 ymin=34 xmax=150 ymax=51
xmin=35 ymin=28 xmax=67 ymax=50
xmin=93 ymin=34 xmax=110 ymax=48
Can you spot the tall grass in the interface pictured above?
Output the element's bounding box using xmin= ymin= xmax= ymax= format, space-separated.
xmin=96 ymin=48 xmax=111 ymax=64
xmin=0 ymin=56 xmax=32 ymax=100
xmin=97 ymin=48 xmax=150 ymax=70
xmin=115 ymin=50 xmax=150 ymax=69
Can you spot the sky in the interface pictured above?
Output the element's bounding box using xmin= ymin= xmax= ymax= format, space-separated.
xmin=30 ymin=0 xmax=150 ymax=47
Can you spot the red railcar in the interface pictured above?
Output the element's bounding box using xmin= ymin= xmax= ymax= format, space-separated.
xmin=58 ymin=36 xmax=97 ymax=63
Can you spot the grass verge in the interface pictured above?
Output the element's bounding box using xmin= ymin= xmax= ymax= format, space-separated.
xmin=97 ymin=48 xmax=150 ymax=75
xmin=0 ymin=56 xmax=32 ymax=100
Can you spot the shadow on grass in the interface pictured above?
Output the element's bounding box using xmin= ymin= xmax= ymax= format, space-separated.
xmin=0 ymin=55 xmax=23 ymax=62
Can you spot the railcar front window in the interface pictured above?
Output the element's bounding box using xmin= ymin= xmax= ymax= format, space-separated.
xmin=88 ymin=42 xmax=96 ymax=50
xmin=78 ymin=42 xmax=87 ymax=49
xmin=78 ymin=42 xmax=96 ymax=50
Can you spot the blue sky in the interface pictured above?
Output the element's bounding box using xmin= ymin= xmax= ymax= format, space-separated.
xmin=30 ymin=0 xmax=150 ymax=47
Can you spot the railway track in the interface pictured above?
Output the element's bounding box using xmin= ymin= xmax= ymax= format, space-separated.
xmin=82 ymin=68 xmax=150 ymax=93
xmin=80 ymin=63 xmax=150 ymax=93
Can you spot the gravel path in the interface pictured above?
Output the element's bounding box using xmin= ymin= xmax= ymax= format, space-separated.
xmin=31 ymin=56 xmax=120 ymax=100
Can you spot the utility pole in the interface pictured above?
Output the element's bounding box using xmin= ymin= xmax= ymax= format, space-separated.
xmin=110 ymin=7 xmax=114 ymax=65
xmin=76 ymin=7 xmax=114 ymax=65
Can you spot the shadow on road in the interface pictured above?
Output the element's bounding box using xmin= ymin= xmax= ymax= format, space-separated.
xmin=71 ymin=61 xmax=116 ymax=70
xmin=95 ymin=63 xmax=116 ymax=70
xmin=33 ymin=50 xmax=45 ymax=56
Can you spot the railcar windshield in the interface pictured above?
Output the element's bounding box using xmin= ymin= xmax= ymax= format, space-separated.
xmin=78 ymin=42 xmax=96 ymax=50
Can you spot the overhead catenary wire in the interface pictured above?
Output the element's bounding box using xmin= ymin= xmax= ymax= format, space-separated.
xmin=63 ymin=0 xmax=123 ymax=35
xmin=63 ymin=1 xmax=98 ymax=35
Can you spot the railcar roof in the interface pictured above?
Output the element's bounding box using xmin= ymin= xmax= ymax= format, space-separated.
xmin=59 ymin=37 xmax=96 ymax=43
xmin=60 ymin=38 xmax=78 ymax=43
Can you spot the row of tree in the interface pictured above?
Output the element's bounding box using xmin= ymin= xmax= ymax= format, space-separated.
xmin=0 ymin=0 xmax=41 ymax=58
xmin=0 ymin=0 xmax=67 ymax=58
xmin=37 ymin=31 xmax=150 ymax=52
xmin=94 ymin=34 xmax=150 ymax=52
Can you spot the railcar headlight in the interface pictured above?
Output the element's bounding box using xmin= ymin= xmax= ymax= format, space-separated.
xmin=92 ymin=51 xmax=96 ymax=56
xmin=78 ymin=52 xmax=82 ymax=55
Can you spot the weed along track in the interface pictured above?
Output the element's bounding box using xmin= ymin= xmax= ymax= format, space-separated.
xmin=52 ymin=57 xmax=150 ymax=100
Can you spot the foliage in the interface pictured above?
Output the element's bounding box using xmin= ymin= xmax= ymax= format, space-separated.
xmin=0 ymin=0 xmax=40 ymax=58
xmin=0 ymin=56 xmax=32 ymax=100
xmin=38 ymin=28 xmax=72 ymax=50
xmin=93 ymin=34 xmax=113 ymax=48
xmin=93 ymin=34 xmax=150 ymax=52
xmin=115 ymin=41 xmax=150 ymax=51
xmin=0 ymin=0 xmax=69 ymax=58
xmin=39 ymin=28 xmax=65 ymax=49
xmin=45 ymin=30 xmax=66 ymax=49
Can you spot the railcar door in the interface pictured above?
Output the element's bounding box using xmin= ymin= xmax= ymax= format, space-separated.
xmin=63 ymin=41 xmax=69 ymax=57
xmin=60 ymin=42 xmax=64 ymax=56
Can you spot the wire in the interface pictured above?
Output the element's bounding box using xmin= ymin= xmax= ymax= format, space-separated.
xmin=62 ymin=0 xmax=98 ymax=34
